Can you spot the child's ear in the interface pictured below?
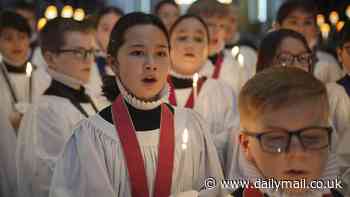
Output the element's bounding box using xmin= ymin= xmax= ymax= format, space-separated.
xmin=42 ymin=51 xmax=56 ymax=68
xmin=239 ymin=133 xmax=254 ymax=162
xmin=107 ymin=56 xmax=119 ymax=75
xmin=336 ymin=47 xmax=343 ymax=64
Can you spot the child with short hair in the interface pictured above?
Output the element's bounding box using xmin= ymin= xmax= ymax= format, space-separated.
xmin=154 ymin=0 xmax=180 ymax=31
xmin=16 ymin=17 xmax=99 ymax=197
xmin=0 ymin=10 xmax=49 ymax=130
xmin=187 ymin=0 xmax=247 ymax=94
xmin=275 ymin=0 xmax=343 ymax=83
xmin=232 ymin=67 xmax=343 ymax=196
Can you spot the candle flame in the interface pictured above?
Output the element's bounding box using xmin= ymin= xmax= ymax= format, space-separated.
xmin=320 ymin=23 xmax=331 ymax=40
xmin=329 ymin=11 xmax=339 ymax=25
xmin=346 ymin=5 xmax=350 ymax=19
xmin=336 ymin=21 xmax=345 ymax=32
xmin=182 ymin=128 xmax=189 ymax=150
xmin=238 ymin=54 xmax=244 ymax=67
xmin=192 ymin=73 xmax=199 ymax=87
xmin=231 ymin=46 xmax=240 ymax=58
xmin=26 ymin=62 xmax=33 ymax=77
xmin=316 ymin=14 xmax=325 ymax=26
xmin=61 ymin=5 xmax=74 ymax=18
xmin=73 ymin=8 xmax=85 ymax=21
xmin=37 ymin=18 xmax=47 ymax=31
xmin=45 ymin=5 xmax=58 ymax=20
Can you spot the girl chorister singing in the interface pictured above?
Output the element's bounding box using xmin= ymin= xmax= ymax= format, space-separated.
xmin=167 ymin=14 xmax=239 ymax=168
xmin=49 ymin=12 xmax=225 ymax=197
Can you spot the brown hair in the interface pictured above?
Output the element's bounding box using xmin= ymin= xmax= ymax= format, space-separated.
xmin=187 ymin=0 xmax=231 ymax=18
xmin=239 ymin=67 xmax=329 ymax=121
xmin=40 ymin=17 xmax=93 ymax=53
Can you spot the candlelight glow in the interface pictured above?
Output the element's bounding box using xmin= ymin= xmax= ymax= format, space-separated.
xmin=346 ymin=5 xmax=350 ymax=19
xmin=193 ymin=73 xmax=199 ymax=87
xmin=238 ymin=54 xmax=244 ymax=67
xmin=37 ymin=18 xmax=47 ymax=31
xmin=44 ymin=5 xmax=58 ymax=20
xmin=316 ymin=14 xmax=325 ymax=26
xmin=61 ymin=5 xmax=74 ymax=18
xmin=73 ymin=8 xmax=85 ymax=21
xmin=175 ymin=0 xmax=196 ymax=5
xmin=329 ymin=11 xmax=339 ymax=25
xmin=182 ymin=128 xmax=189 ymax=150
xmin=231 ymin=46 xmax=240 ymax=58
xmin=336 ymin=21 xmax=345 ymax=32
xmin=26 ymin=62 xmax=33 ymax=77
xmin=320 ymin=23 xmax=331 ymax=40
xmin=217 ymin=0 xmax=232 ymax=4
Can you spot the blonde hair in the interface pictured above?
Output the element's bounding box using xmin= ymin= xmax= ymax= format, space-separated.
xmin=239 ymin=67 xmax=329 ymax=121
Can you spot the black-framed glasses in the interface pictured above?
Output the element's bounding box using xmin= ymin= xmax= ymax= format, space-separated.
xmin=57 ymin=48 xmax=99 ymax=60
xmin=276 ymin=52 xmax=314 ymax=68
xmin=242 ymin=126 xmax=332 ymax=153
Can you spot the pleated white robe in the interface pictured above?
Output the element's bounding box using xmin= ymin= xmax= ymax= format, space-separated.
xmin=167 ymin=78 xmax=240 ymax=169
xmin=16 ymin=96 xmax=97 ymax=197
xmin=49 ymin=107 xmax=225 ymax=197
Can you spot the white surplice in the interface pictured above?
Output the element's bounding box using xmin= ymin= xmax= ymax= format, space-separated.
xmin=0 ymin=110 xmax=17 ymax=197
xmin=314 ymin=51 xmax=343 ymax=84
xmin=167 ymin=76 xmax=240 ymax=169
xmin=16 ymin=73 xmax=98 ymax=197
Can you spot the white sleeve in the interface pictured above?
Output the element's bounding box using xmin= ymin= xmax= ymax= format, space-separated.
xmin=327 ymin=84 xmax=350 ymax=195
xmin=186 ymin=111 xmax=227 ymax=197
xmin=16 ymin=100 xmax=76 ymax=197
xmin=0 ymin=110 xmax=17 ymax=197
xmin=49 ymin=121 xmax=115 ymax=197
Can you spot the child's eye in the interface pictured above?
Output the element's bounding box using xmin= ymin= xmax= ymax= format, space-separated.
xmin=194 ymin=37 xmax=204 ymax=43
xmin=130 ymin=50 xmax=145 ymax=56
xmin=156 ymin=51 xmax=168 ymax=57
xmin=287 ymin=20 xmax=298 ymax=26
xmin=177 ymin=36 xmax=187 ymax=42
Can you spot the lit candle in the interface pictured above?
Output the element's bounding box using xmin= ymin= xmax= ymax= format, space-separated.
xmin=26 ymin=62 xmax=33 ymax=103
xmin=61 ymin=5 xmax=74 ymax=18
xmin=44 ymin=5 xmax=58 ymax=20
xmin=346 ymin=5 xmax=350 ymax=19
xmin=238 ymin=53 xmax=245 ymax=68
xmin=329 ymin=11 xmax=339 ymax=26
xmin=320 ymin=23 xmax=331 ymax=40
xmin=182 ymin=128 xmax=189 ymax=150
xmin=73 ymin=8 xmax=85 ymax=21
xmin=231 ymin=46 xmax=240 ymax=59
xmin=192 ymin=73 xmax=199 ymax=104
xmin=316 ymin=14 xmax=325 ymax=27
xmin=336 ymin=21 xmax=345 ymax=32
xmin=37 ymin=18 xmax=47 ymax=31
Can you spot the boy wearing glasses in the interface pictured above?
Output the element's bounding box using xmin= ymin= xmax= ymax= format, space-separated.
xmin=16 ymin=18 xmax=99 ymax=197
xmin=230 ymin=67 xmax=343 ymax=196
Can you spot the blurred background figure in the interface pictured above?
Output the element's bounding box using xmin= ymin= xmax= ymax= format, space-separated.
xmin=154 ymin=0 xmax=180 ymax=31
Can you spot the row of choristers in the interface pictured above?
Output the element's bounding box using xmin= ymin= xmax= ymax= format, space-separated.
xmin=0 ymin=0 xmax=349 ymax=196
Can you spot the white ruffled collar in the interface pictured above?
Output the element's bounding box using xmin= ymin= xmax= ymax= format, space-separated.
xmin=115 ymin=77 xmax=169 ymax=110
xmin=169 ymin=70 xmax=195 ymax=80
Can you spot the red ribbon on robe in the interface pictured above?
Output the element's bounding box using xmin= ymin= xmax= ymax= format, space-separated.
xmin=167 ymin=76 xmax=207 ymax=108
xmin=112 ymin=95 xmax=175 ymax=197
xmin=212 ymin=53 xmax=224 ymax=79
